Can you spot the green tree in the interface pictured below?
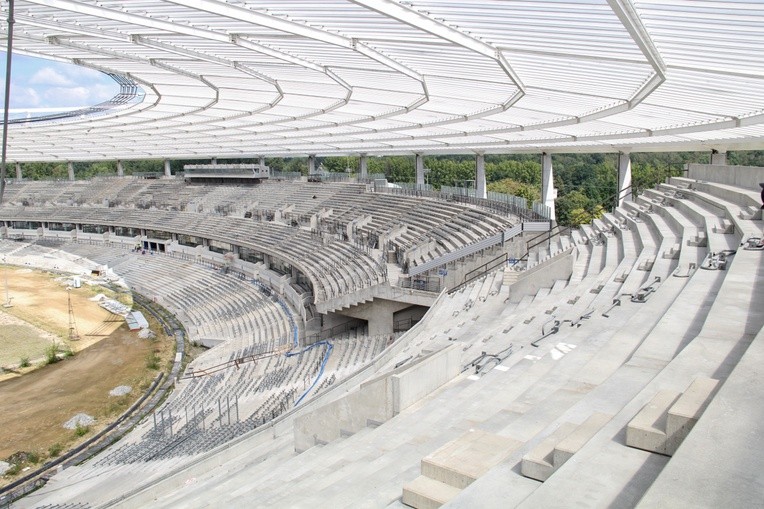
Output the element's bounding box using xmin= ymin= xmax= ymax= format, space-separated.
xmin=486 ymin=159 xmax=541 ymax=186
xmin=556 ymin=190 xmax=596 ymax=226
xmin=487 ymin=178 xmax=539 ymax=203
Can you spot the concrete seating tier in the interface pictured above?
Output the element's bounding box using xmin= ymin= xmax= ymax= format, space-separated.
xmin=4 ymin=240 xmax=398 ymax=509
xmin=10 ymin=174 xmax=763 ymax=509
xmin=0 ymin=206 xmax=386 ymax=305
xmin=3 ymin=178 xmax=521 ymax=279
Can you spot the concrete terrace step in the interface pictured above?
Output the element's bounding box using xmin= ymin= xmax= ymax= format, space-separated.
xmin=626 ymin=377 xmax=720 ymax=456
xmin=636 ymin=327 xmax=764 ymax=509
xmin=521 ymin=412 xmax=612 ymax=482
xmin=403 ymin=475 xmax=463 ymax=509
xmin=403 ymin=430 xmax=522 ymax=508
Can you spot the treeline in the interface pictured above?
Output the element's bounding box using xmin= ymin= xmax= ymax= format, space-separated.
xmin=11 ymin=150 xmax=764 ymax=226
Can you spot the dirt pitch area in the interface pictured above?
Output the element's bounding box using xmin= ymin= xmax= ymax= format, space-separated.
xmin=0 ymin=267 xmax=176 ymax=483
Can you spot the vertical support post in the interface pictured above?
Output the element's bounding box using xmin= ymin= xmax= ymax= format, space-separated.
xmin=116 ymin=160 xmax=124 ymax=177
xmin=541 ymin=152 xmax=556 ymax=221
xmin=163 ymin=159 xmax=171 ymax=177
xmin=67 ymin=161 xmax=75 ymax=181
xmin=415 ymin=153 xmax=425 ymax=189
xmin=710 ymin=149 xmax=727 ymax=165
xmin=475 ymin=153 xmax=487 ymax=200
xmin=259 ymin=155 xmax=266 ymax=174
xmin=617 ymin=152 xmax=633 ymax=207
xmin=308 ymin=155 xmax=316 ymax=175
xmin=359 ymin=154 xmax=368 ymax=180
xmin=15 ymin=162 xmax=21 ymax=180
xmin=0 ymin=0 xmax=14 ymax=205
xmin=211 ymin=157 xmax=217 ymax=165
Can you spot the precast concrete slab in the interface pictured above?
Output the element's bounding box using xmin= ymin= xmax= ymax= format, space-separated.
xmin=420 ymin=430 xmax=522 ymax=490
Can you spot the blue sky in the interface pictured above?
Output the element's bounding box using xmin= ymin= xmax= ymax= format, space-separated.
xmin=0 ymin=52 xmax=120 ymax=115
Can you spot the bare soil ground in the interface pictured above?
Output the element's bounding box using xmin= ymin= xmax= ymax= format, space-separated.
xmin=0 ymin=268 xmax=176 ymax=484
xmin=0 ymin=267 xmax=128 ymax=365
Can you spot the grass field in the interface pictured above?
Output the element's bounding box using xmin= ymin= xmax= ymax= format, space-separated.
xmin=0 ymin=324 xmax=52 ymax=367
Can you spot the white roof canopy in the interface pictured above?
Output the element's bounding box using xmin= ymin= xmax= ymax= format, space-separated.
xmin=2 ymin=0 xmax=764 ymax=161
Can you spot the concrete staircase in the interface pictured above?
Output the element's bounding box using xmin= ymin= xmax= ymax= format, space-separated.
xmin=403 ymin=430 xmax=522 ymax=508
xmin=626 ymin=377 xmax=720 ymax=456
xmin=521 ymin=412 xmax=611 ymax=481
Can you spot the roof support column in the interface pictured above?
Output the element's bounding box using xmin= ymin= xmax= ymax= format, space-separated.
xmin=67 ymin=161 xmax=74 ymax=181
xmin=211 ymin=157 xmax=217 ymax=165
xmin=618 ymin=152 xmax=633 ymax=207
xmin=359 ymin=154 xmax=368 ymax=180
xmin=308 ymin=155 xmax=316 ymax=175
xmin=15 ymin=162 xmax=21 ymax=181
xmin=259 ymin=156 xmax=266 ymax=173
xmin=163 ymin=159 xmax=171 ymax=177
xmin=711 ymin=149 xmax=727 ymax=165
xmin=117 ymin=160 xmax=124 ymax=177
xmin=415 ymin=153 xmax=425 ymax=189
xmin=541 ymin=152 xmax=556 ymax=221
xmin=475 ymin=153 xmax=487 ymax=200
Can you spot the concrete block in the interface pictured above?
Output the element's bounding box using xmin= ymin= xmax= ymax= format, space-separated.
xmin=553 ymin=412 xmax=612 ymax=466
xmin=521 ymin=423 xmax=577 ymax=481
xmin=392 ymin=344 xmax=460 ymax=414
xmin=402 ymin=475 xmax=462 ymax=509
xmin=294 ymin=345 xmax=460 ymax=453
xmin=626 ymin=390 xmax=681 ymax=455
xmin=421 ymin=430 xmax=521 ymax=489
xmin=293 ymin=376 xmax=394 ymax=453
xmin=665 ymin=378 xmax=720 ymax=455
xmin=522 ymin=413 xmax=612 ymax=482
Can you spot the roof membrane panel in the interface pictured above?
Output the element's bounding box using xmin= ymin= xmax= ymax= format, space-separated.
xmin=1 ymin=0 xmax=761 ymax=160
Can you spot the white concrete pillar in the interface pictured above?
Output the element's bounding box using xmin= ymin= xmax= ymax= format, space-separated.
xmin=618 ymin=152 xmax=633 ymax=206
xmin=164 ymin=159 xmax=172 ymax=177
xmin=541 ymin=152 xmax=556 ymax=221
xmin=710 ymin=150 xmax=727 ymax=165
xmin=15 ymin=162 xmax=21 ymax=180
xmin=308 ymin=155 xmax=316 ymax=174
xmin=259 ymin=156 xmax=266 ymax=169
xmin=475 ymin=153 xmax=487 ymax=199
xmin=117 ymin=160 xmax=124 ymax=177
xmin=415 ymin=154 xmax=425 ymax=188
xmin=67 ymin=162 xmax=75 ymax=181
xmin=211 ymin=157 xmax=217 ymax=165
xmin=359 ymin=154 xmax=368 ymax=179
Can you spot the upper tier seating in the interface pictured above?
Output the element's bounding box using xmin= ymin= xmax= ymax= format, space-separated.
xmin=0 ymin=206 xmax=386 ymax=305
xmin=2 ymin=178 xmax=519 ymax=272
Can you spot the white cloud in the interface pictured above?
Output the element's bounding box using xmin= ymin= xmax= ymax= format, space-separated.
xmin=7 ymin=56 xmax=124 ymax=113
xmin=29 ymin=66 xmax=74 ymax=87
xmin=43 ymin=86 xmax=91 ymax=107
xmin=10 ymin=86 xmax=41 ymax=108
